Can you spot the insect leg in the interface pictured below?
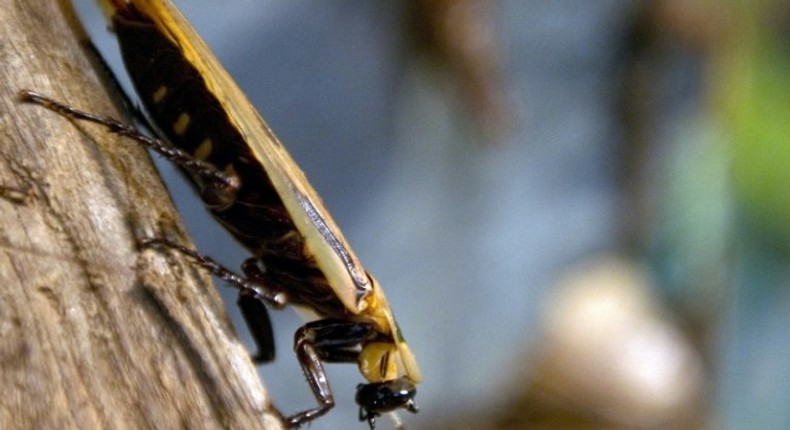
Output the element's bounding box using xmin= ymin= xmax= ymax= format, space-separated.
xmin=287 ymin=319 xmax=377 ymax=427
xmin=140 ymin=238 xmax=287 ymax=308
xmin=237 ymin=292 xmax=276 ymax=363
xmin=235 ymin=257 xmax=281 ymax=363
xmin=142 ymin=238 xmax=279 ymax=362
xmin=18 ymin=90 xmax=239 ymax=209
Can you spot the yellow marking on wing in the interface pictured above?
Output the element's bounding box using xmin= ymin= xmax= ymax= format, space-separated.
xmin=172 ymin=112 xmax=190 ymax=135
xmin=195 ymin=138 xmax=212 ymax=160
xmin=152 ymin=85 xmax=168 ymax=104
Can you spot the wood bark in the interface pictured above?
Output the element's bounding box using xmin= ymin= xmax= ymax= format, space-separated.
xmin=0 ymin=1 xmax=283 ymax=428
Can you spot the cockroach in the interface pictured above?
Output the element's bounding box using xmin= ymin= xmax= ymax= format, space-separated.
xmin=21 ymin=1 xmax=421 ymax=428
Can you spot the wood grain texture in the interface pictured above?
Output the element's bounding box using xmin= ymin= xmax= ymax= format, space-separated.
xmin=0 ymin=1 xmax=284 ymax=428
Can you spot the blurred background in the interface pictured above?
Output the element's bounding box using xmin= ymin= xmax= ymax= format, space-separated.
xmin=75 ymin=1 xmax=790 ymax=429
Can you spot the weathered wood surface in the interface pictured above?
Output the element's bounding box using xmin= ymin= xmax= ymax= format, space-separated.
xmin=0 ymin=1 xmax=283 ymax=428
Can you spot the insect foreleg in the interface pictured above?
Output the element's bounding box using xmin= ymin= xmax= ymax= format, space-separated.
xmin=287 ymin=319 xmax=377 ymax=427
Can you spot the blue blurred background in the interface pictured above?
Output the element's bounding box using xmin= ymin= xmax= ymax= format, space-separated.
xmin=75 ymin=1 xmax=790 ymax=429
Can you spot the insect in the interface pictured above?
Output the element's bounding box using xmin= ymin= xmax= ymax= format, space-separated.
xmin=22 ymin=0 xmax=421 ymax=428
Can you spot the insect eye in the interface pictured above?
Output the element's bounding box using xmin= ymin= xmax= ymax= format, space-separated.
xmin=355 ymin=378 xmax=418 ymax=426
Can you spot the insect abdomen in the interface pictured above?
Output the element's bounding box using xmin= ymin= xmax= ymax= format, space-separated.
xmin=110 ymin=4 xmax=349 ymax=318
xmin=112 ymin=10 xmax=244 ymax=178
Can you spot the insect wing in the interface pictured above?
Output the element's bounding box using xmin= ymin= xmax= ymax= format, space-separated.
xmin=105 ymin=0 xmax=372 ymax=314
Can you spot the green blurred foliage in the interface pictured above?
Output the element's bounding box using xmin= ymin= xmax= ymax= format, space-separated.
xmin=727 ymin=2 xmax=790 ymax=249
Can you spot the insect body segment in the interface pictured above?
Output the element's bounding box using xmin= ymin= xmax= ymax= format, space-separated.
xmin=87 ymin=0 xmax=420 ymax=427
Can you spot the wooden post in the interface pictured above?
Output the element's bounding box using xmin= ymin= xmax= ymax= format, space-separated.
xmin=0 ymin=1 xmax=283 ymax=428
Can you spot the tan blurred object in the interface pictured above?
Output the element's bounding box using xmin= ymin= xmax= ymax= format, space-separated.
xmin=409 ymin=0 xmax=513 ymax=142
xmin=434 ymin=258 xmax=707 ymax=430
xmin=517 ymin=258 xmax=707 ymax=429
